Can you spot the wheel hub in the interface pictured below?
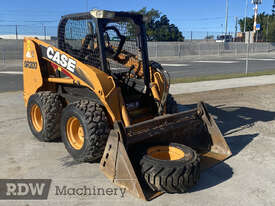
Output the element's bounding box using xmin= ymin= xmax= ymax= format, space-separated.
xmin=31 ymin=104 xmax=43 ymax=132
xmin=66 ymin=117 xmax=84 ymax=150
xmin=147 ymin=146 xmax=185 ymax=161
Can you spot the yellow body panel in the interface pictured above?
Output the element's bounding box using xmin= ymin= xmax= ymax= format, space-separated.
xmin=23 ymin=39 xmax=43 ymax=105
xmin=23 ymin=37 xmax=130 ymax=125
xmin=23 ymin=37 xmax=167 ymax=127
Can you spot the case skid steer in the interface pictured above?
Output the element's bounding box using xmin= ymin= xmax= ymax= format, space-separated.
xmin=23 ymin=10 xmax=231 ymax=200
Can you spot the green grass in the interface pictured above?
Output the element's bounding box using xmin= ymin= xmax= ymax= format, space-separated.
xmin=170 ymin=70 xmax=275 ymax=84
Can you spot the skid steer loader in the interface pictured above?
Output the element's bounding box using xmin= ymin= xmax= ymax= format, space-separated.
xmin=23 ymin=10 xmax=231 ymax=200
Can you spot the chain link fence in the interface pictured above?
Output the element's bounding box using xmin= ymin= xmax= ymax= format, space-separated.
xmin=1 ymin=25 xmax=275 ymax=84
xmin=1 ymin=39 xmax=275 ymax=62
xmin=148 ymin=41 xmax=275 ymax=58
xmin=1 ymin=25 xmax=275 ymax=60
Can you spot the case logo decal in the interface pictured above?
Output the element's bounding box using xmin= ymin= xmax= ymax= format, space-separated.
xmin=46 ymin=47 xmax=76 ymax=73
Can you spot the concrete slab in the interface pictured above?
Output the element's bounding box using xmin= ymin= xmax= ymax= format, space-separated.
xmin=0 ymin=85 xmax=275 ymax=205
xmin=170 ymin=75 xmax=275 ymax=95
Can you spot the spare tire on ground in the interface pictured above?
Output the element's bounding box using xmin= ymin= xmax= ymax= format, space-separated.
xmin=139 ymin=143 xmax=200 ymax=193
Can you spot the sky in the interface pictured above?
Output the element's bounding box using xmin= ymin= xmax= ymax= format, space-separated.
xmin=0 ymin=0 xmax=274 ymax=38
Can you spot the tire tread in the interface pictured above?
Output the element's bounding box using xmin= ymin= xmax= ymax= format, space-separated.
xmin=27 ymin=91 xmax=63 ymax=142
xmin=139 ymin=144 xmax=200 ymax=193
xmin=62 ymin=100 xmax=110 ymax=162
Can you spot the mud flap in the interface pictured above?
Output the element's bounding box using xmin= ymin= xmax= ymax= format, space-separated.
xmin=100 ymin=102 xmax=232 ymax=200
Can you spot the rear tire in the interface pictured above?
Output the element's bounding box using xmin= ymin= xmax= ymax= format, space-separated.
xmin=27 ymin=91 xmax=63 ymax=142
xmin=61 ymin=100 xmax=110 ymax=162
xmin=166 ymin=94 xmax=178 ymax=114
xmin=139 ymin=143 xmax=200 ymax=193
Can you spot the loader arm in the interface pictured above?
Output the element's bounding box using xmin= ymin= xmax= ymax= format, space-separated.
xmin=105 ymin=44 xmax=170 ymax=114
xmin=106 ymin=47 xmax=169 ymax=111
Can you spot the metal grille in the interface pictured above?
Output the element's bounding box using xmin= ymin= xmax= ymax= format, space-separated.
xmin=104 ymin=21 xmax=139 ymax=71
xmin=60 ymin=18 xmax=102 ymax=69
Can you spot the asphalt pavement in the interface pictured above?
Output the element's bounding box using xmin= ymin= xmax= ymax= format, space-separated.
xmin=159 ymin=55 xmax=275 ymax=79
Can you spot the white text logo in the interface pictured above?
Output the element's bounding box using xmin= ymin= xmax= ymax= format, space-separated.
xmin=47 ymin=47 xmax=76 ymax=73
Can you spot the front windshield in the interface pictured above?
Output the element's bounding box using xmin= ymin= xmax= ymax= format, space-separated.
xmin=60 ymin=15 xmax=143 ymax=74
xmin=103 ymin=19 xmax=141 ymax=72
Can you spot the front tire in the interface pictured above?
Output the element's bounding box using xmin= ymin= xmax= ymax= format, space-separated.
xmin=61 ymin=100 xmax=110 ymax=162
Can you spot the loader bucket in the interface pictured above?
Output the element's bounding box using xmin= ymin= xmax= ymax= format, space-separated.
xmin=100 ymin=102 xmax=231 ymax=200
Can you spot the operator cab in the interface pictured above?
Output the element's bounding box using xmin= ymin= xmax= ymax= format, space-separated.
xmin=57 ymin=10 xmax=159 ymax=122
xmin=58 ymin=10 xmax=149 ymax=82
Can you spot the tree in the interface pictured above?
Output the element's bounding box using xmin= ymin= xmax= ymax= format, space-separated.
xmin=272 ymin=0 xmax=275 ymax=15
xmin=266 ymin=19 xmax=275 ymax=42
xmin=238 ymin=17 xmax=254 ymax=32
xmin=135 ymin=7 xmax=184 ymax=41
xmin=238 ymin=12 xmax=275 ymax=42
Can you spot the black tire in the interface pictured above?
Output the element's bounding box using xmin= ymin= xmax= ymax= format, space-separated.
xmin=27 ymin=91 xmax=63 ymax=142
xmin=61 ymin=100 xmax=110 ymax=162
xmin=166 ymin=94 xmax=178 ymax=114
xmin=139 ymin=143 xmax=200 ymax=193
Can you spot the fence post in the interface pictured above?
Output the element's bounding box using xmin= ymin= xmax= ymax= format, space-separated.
xmin=178 ymin=42 xmax=181 ymax=56
xmin=16 ymin=25 xmax=19 ymax=72
xmin=15 ymin=24 xmax=18 ymax=40
xmin=245 ymin=32 xmax=250 ymax=76
xmin=199 ymin=42 xmax=201 ymax=57
xmin=155 ymin=41 xmax=158 ymax=57
xmin=251 ymin=42 xmax=255 ymax=54
xmin=44 ymin=26 xmax=47 ymax=40
xmin=2 ymin=48 xmax=5 ymax=65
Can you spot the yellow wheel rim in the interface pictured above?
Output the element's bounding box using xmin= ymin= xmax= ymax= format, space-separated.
xmin=147 ymin=146 xmax=185 ymax=161
xmin=66 ymin=117 xmax=84 ymax=150
xmin=31 ymin=104 xmax=43 ymax=132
